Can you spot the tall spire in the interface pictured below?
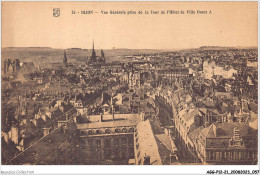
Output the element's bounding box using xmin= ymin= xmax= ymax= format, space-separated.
xmin=91 ymin=40 xmax=96 ymax=62
xmin=63 ymin=50 xmax=67 ymax=64
xmin=101 ymin=49 xmax=106 ymax=63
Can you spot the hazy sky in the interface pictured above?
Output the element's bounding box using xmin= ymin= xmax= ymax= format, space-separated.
xmin=2 ymin=1 xmax=258 ymax=49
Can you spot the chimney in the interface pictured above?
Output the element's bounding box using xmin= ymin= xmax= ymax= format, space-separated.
xmin=112 ymin=112 xmax=115 ymax=121
xmin=204 ymin=121 xmax=210 ymax=128
xmin=112 ymin=105 xmax=115 ymax=121
xmin=143 ymin=155 xmax=150 ymax=165
xmin=233 ymin=127 xmax=240 ymax=141
xmin=66 ymin=113 xmax=69 ymax=121
xmin=43 ymin=127 xmax=51 ymax=137
xmin=139 ymin=112 xmax=144 ymax=121
xmin=100 ymin=113 xmax=103 ymax=122
xmin=11 ymin=125 xmax=18 ymax=145
xmin=164 ymin=128 xmax=170 ymax=136
xmin=2 ymin=132 xmax=9 ymax=144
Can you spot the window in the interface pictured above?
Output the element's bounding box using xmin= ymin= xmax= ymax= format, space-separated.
xmin=231 ymin=151 xmax=234 ymax=160
xmin=129 ymin=128 xmax=134 ymax=132
xmin=240 ymin=152 xmax=244 ymax=160
xmin=170 ymin=154 xmax=177 ymax=162
xmin=210 ymin=151 xmax=213 ymax=160
xmin=121 ymin=137 xmax=127 ymax=146
xmin=96 ymin=130 xmax=101 ymax=134
xmin=114 ymin=138 xmax=119 ymax=146
xmin=122 ymin=128 xmax=127 ymax=133
xmin=104 ymin=149 xmax=111 ymax=159
xmin=80 ymin=140 xmax=86 ymax=149
xmin=88 ymin=139 xmax=93 ymax=149
xmin=88 ymin=130 xmax=93 ymax=135
xmin=137 ymin=151 xmax=140 ymax=157
xmin=121 ymin=147 xmax=127 ymax=158
xmin=221 ymin=151 xmax=227 ymax=160
xmin=96 ymin=139 xmax=101 ymax=148
xmin=129 ymin=147 xmax=134 ymax=158
xmin=105 ymin=129 xmax=111 ymax=134
xmin=115 ymin=128 xmax=120 ymax=133
xmin=234 ymin=151 xmax=239 ymax=160
xmin=249 ymin=151 xmax=253 ymax=159
xmin=80 ymin=131 xmax=85 ymax=135
xmin=206 ymin=151 xmax=209 ymax=160
xmin=128 ymin=135 xmax=134 ymax=145
xmin=114 ymin=148 xmax=119 ymax=158
xmin=105 ymin=139 xmax=110 ymax=147
xmin=216 ymin=152 xmax=220 ymax=160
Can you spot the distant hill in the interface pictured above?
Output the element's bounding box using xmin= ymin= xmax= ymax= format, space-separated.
xmin=1 ymin=47 xmax=170 ymax=66
xmin=199 ymin=46 xmax=257 ymax=50
xmin=2 ymin=46 xmax=256 ymax=67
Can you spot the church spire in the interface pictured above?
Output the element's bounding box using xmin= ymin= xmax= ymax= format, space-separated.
xmin=91 ymin=40 xmax=96 ymax=62
xmin=101 ymin=49 xmax=105 ymax=63
xmin=63 ymin=50 xmax=67 ymax=64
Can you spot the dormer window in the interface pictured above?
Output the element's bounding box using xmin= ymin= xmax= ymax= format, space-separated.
xmin=122 ymin=128 xmax=127 ymax=133
xmin=80 ymin=131 xmax=85 ymax=135
xmin=129 ymin=128 xmax=134 ymax=132
xmin=137 ymin=151 xmax=140 ymax=157
xmin=221 ymin=141 xmax=226 ymax=147
xmin=136 ymin=143 xmax=139 ymax=149
xmin=105 ymin=129 xmax=111 ymax=134
xmin=96 ymin=130 xmax=101 ymax=134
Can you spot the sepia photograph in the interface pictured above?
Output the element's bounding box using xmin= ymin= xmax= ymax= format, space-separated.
xmin=1 ymin=1 xmax=258 ymax=173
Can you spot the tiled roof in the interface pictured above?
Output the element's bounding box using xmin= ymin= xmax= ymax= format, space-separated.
xmin=201 ymin=122 xmax=249 ymax=139
xmin=76 ymin=113 xmax=140 ymax=129
xmin=136 ymin=120 xmax=162 ymax=165
xmin=155 ymin=134 xmax=172 ymax=151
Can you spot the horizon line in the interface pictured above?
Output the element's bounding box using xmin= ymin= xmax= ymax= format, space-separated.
xmin=1 ymin=45 xmax=258 ymax=50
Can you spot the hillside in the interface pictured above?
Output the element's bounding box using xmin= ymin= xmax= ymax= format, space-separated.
xmin=1 ymin=47 xmax=169 ymax=66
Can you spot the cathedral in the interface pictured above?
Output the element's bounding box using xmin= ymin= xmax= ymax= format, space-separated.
xmin=87 ymin=41 xmax=106 ymax=64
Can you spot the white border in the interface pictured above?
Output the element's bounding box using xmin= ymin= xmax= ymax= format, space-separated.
xmin=0 ymin=0 xmax=259 ymax=174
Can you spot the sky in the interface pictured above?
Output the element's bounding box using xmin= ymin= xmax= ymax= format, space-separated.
xmin=1 ymin=1 xmax=258 ymax=49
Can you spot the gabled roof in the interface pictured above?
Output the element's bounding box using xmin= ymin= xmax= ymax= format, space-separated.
xmin=201 ymin=124 xmax=214 ymax=138
xmin=201 ymin=122 xmax=249 ymax=139
xmin=102 ymin=103 xmax=110 ymax=107
xmin=155 ymin=134 xmax=172 ymax=151
xmin=183 ymin=108 xmax=200 ymax=122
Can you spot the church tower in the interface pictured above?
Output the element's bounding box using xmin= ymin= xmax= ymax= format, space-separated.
xmin=90 ymin=40 xmax=96 ymax=62
xmin=101 ymin=49 xmax=106 ymax=63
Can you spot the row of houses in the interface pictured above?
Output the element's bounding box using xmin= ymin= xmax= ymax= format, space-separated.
xmin=157 ymin=81 xmax=258 ymax=164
